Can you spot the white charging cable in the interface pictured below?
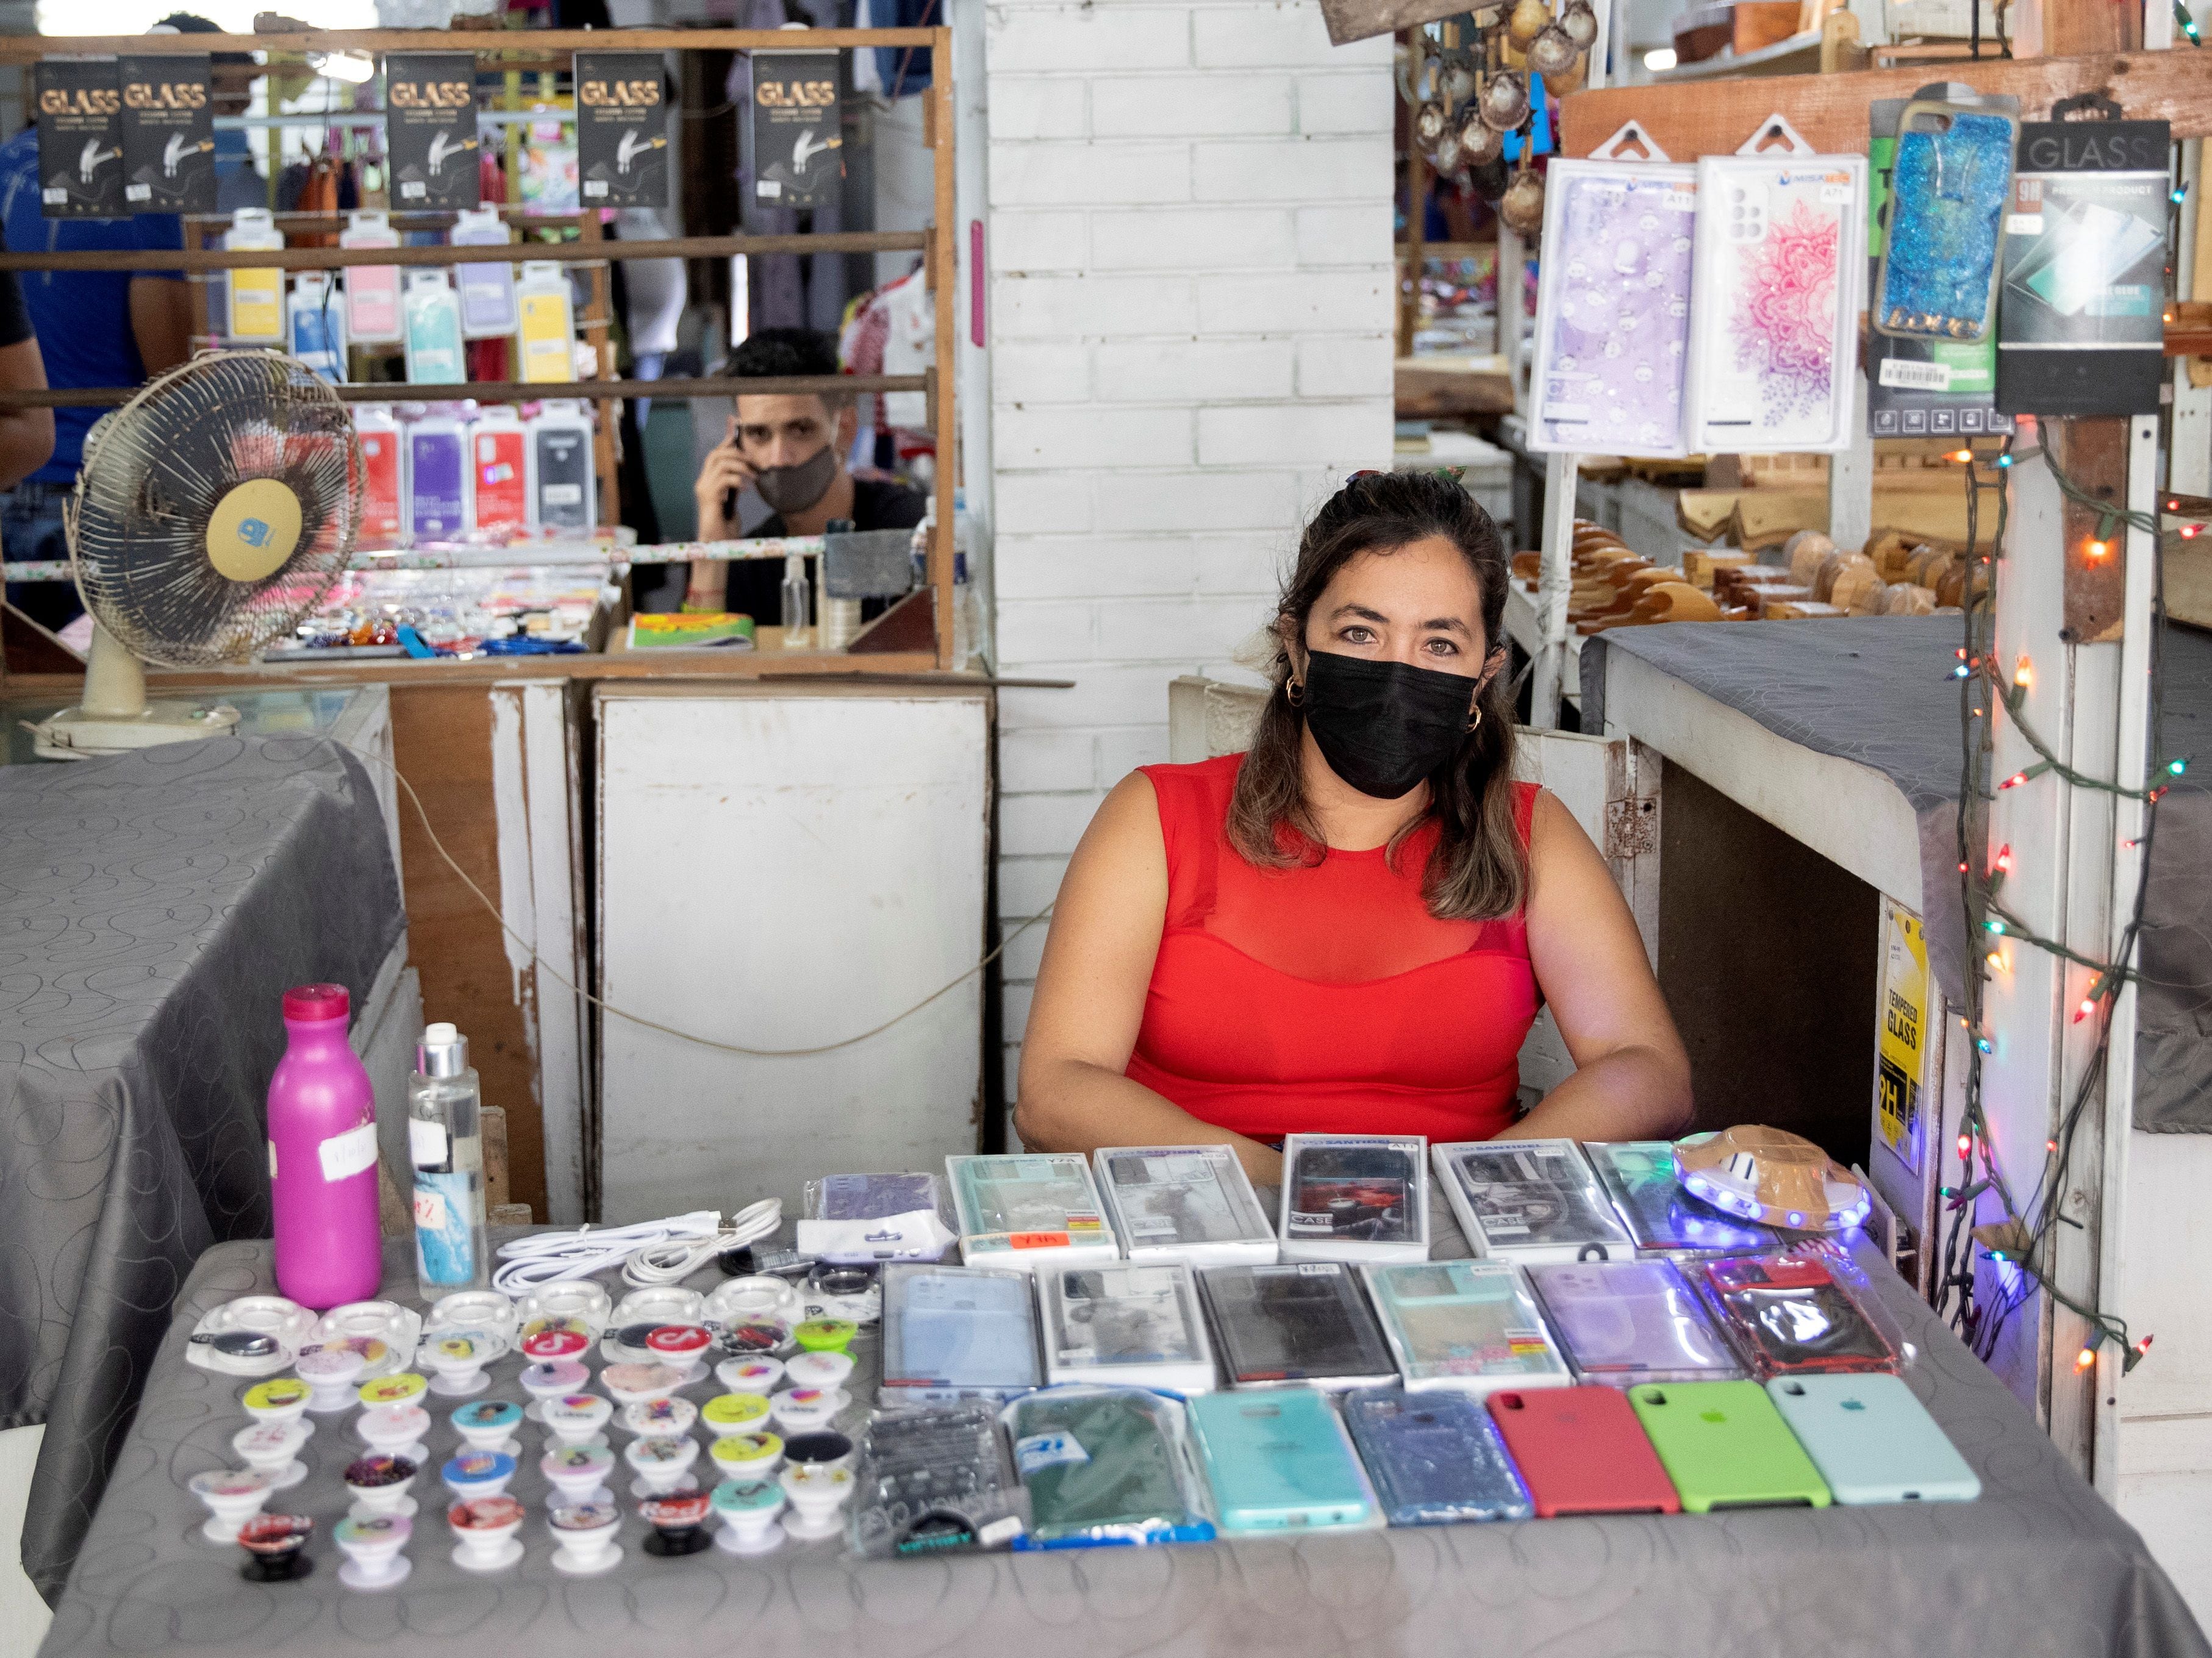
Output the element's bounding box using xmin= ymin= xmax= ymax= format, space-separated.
xmin=490 ymin=1200 xmax=784 ymax=1295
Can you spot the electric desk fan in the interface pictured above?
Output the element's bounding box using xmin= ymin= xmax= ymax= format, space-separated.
xmin=30 ymin=350 xmax=363 ymax=759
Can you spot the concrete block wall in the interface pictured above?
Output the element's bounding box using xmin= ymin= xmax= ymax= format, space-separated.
xmin=983 ymin=0 xmax=1396 ymax=1113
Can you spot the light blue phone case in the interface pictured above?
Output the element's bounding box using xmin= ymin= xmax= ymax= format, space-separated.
xmin=1189 ymin=1388 xmax=1374 ymax=1532
xmin=1765 ymin=1373 xmax=1980 ymax=1504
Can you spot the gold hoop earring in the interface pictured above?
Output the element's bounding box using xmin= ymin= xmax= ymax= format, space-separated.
xmin=1286 ymin=679 xmax=1306 ymax=708
xmin=1467 ymin=706 xmax=1484 ymax=734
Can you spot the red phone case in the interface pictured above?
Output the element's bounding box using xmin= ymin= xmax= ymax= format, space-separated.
xmin=1488 ymin=1385 xmax=1681 ymax=1517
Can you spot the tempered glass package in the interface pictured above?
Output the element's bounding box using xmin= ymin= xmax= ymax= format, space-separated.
xmin=947 ymin=1153 xmax=1119 ymax=1271
xmin=1278 ymin=1134 xmax=1429 ymax=1263
xmin=1528 ymin=1259 xmax=1743 ymax=1385
xmin=1195 ymin=1261 xmax=1397 ymax=1391
xmin=1700 ymin=1252 xmax=1898 ymax=1379
xmin=799 ymin=1172 xmax=957 ymax=1265
xmin=879 ymin=1263 xmax=1042 ymax=1405
xmin=1003 ymin=1386 xmax=1215 ymax=1548
xmin=1586 ymin=1140 xmax=1777 ymax=1256
xmin=1188 ymin=1388 xmax=1378 ymax=1534
xmin=1040 ymin=1262 xmax=1217 ymax=1394
xmin=850 ymin=1403 xmax=1029 ymax=1557
xmin=1094 ymin=1145 xmax=1276 ymax=1268
xmin=1875 ymin=100 xmax=2018 ymax=342
xmin=1364 ymin=1260 xmax=1570 ymax=1395
xmin=1525 ymin=159 xmax=1698 ymax=457
xmin=1342 ymin=1386 xmax=1533 ymax=1525
xmin=1434 ymin=1138 xmax=1633 ymax=1263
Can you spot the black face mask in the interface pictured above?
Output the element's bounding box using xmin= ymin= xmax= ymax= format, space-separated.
xmin=754 ymin=443 xmax=839 ymax=515
xmin=1300 ymin=649 xmax=1477 ymax=800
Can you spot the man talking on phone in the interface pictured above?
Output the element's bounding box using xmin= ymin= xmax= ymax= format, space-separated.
xmin=685 ymin=327 xmax=926 ymax=621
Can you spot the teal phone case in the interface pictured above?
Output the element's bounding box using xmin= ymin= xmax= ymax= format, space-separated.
xmin=1627 ymin=1380 xmax=1831 ymax=1512
xmin=1766 ymin=1374 xmax=1980 ymax=1504
xmin=1189 ymin=1388 xmax=1375 ymax=1533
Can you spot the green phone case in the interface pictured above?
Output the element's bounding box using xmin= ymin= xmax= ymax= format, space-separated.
xmin=1627 ymin=1381 xmax=1831 ymax=1512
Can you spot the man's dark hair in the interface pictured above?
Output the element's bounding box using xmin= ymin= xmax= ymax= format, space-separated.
xmin=729 ymin=327 xmax=845 ymax=401
xmin=154 ymin=12 xmax=253 ymax=65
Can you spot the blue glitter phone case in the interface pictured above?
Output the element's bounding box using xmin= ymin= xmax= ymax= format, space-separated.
xmin=1342 ymin=1387 xmax=1533 ymax=1524
xmin=1875 ymin=101 xmax=2017 ymax=341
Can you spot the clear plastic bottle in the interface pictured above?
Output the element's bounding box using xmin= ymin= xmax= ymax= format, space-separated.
xmin=409 ymin=1021 xmax=490 ymax=1292
xmin=780 ymin=551 xmax=813 ymax=648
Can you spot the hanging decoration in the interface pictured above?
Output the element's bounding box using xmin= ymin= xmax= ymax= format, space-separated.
xmin=1399 ymin=9 xmax=1586 ymax=205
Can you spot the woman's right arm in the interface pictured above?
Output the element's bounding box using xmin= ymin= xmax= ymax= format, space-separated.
xmin=1015 ymin=771 xmax=1284 ymax=1186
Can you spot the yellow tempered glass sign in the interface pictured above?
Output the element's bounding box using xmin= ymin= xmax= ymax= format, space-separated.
xmin=1875 ymin=899 xmax=1928 ymax=1173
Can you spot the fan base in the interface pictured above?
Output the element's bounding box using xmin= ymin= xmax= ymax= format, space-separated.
xmin=30 ymin=701 xmax=242 ymax=760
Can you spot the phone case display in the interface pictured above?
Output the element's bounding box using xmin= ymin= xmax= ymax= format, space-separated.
xmin=1434 ymin=1138 xmax=1633 ymax=1263
xmin=226 ymin=208 xmax=285 ymax=342
xmin=1527 ymin=1259 xmax=1741 ymax=1386
xmin=1685 ymin=134 xmax=1866 ymax=454
xmin=404 ymin=412 xmax=471 ymax=541
xmin=287 ymin=274 xmax=346 ymax=383
xmin=947 ymin=1154 xmax=1117 ymax=1271
xmin=1875 ymin=99 xmax=2019 ymax=342
xmin=517 ymin=262 xmax=578 ymax=385
xmin=1195 ymin=1262 xmax=1395 ymax=1391
xmin=529 ymin=402 xmax=596 ymax=532
xmin=1700 ymin=1253 xmax=1898 ymax=1379
xmin=1766 ymin=1374 xmax=1980 ymax=1504
xmin=340 ymin=212 xmax=403 ymax=343
xmin=1627 ymin=1380 xmax=1831 ymax=1512
xmin=1363 ymin=1260 xmax=1571 ymax=1395
xmin=1187 ymin=1388 xmax=1378 ymax=1534
xmin=849 ymin=1404 xmax=1031 ymax=1557
xmin=354 ymin=407 xmax=404 ymax=546
xmin=450 ymin=207 xmax=520 ymax=340
xmin=285 ymin=563 xmax=610 ymax=659
xmin=468 ymin=407 xmax=530 ymax=535
xmin=1586 ymin=1140 xmax=1776 ymax=1256
xmin=1341 ymin=1387 xmax=1533 ymax=1526
xmin=1278 ymin=1134 xmax=1428 ymax=1262
xmin=1525 ymin=159 xmax=1698 ymax=457
xmin=1093 ymin=1145 xmax=1276 ymax=1268
xmin=403 ymin=271 xmax=467 ymax=387
xmin=1039 ymin=1262 xmax=1216 ymax=1394
xmin=1001 ymin=1386 xmax=1215 ymax=1548
xmin=879 ymin=1263 xmax=1042 ymax=1405
xmin=799 ymin=1173 xmax=957 ymax=1265
xmin=1487 ymin=1386 xmax=1681 ymax=1516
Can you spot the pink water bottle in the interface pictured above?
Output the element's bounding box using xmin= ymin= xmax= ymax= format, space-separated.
xmin=268 ymin=984 xmax=383 ymax=1309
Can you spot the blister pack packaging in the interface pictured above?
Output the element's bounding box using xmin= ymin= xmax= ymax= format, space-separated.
xmin=1586 ymin=1140 xmax=1778 ymax=1256
xmin=1434 ymin=1139 xmax=1634 ymax=1263
xmin=948 ymin=1153 xmax=1119 ymax=1272
xmin=1188 ymin=1387 xmax=1380 ymax=1534
xmin=879 ymin=1263 xmax=1043 ymax=1406
xmin=850 ymin=1403 xmax=1030 ymax=1557
xmin=1700 ymin=1252 xmax=1899 ymax=1379
xmin=1094 ymin=1145 xmax=1277 ymax=1268
xmin=1279 ymin=1134 xmax=1430 ymax=1263
xmin=185 ymin=1296 xmax=318 ymax=1377
xmin=1040 ymin=1262 xmax=1217 ymax=1395
xmin=1342 ymin=1386 xmax=1533 ymax=1525
xmin=1528 ymin=1259 xmax=1743 ymax=1386
xmin=1003 ymin=1386 xmax=1216 ymax=1548
xmin=799 ymin=1172 xmax=959 ymax=1265
xmin=1875 ymin=98 xmax=2019 ymax=342
xmin=1363 ymin=1260 xmax=1572 ymax=1396
xmin=1195 ymin=1262 xmax=1398 ymax=1391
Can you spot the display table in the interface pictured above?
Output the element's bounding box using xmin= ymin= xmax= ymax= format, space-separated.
xmin=0 ymin=733 xmax=406 ymax=1602
xmin=36 ymin=1205 xmax=2207 ymax=1658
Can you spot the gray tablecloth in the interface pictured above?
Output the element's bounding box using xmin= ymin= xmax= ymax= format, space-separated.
xmin=1583 ymin=618 xmax=2212 ymax=1133
xmin=37 ymin=1211 xmax=2208 ymax=1658
xmin=1 ymin=735 xmax=405 ymax=1602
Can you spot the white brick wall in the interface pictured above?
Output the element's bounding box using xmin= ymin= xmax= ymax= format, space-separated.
xmin=983 ymin=0 xmax=1395 ymax=1116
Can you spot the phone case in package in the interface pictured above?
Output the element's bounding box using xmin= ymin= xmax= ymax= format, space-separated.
xmin=1526 ymin=160 xmax=1698 ymax=457
xmin=798 ymin=1172 xmax=957 ymax=1265
xmin=1278 ymin=1134 xmax=1429 ymax=1263
xmin=1586 ymin=1140 xmax=1777 ymax=1256
xmin=1095 ymin=1145 xmax=1276 ymax=1268
xmin=1434 ymin=1139 xmax=1633 ymax=1263
xmin=1342 ymin=1387 xmax=1532 ymax=1525
xmin=879 ymin=1263 xmax=1042 ymax=1405
xmin=850 ymin=1404 xmax=1031 ymax=1557
xmin=1188 ymin=1388 xmax=1379 ymax=1534
xmin=1528 ymin=1259 xmax=1742 ymax=1385
xmin=1003 ymin=1386 xmax=1215 ymax=1548
xmin=1686 ymin=146 xmax=1866 ymax=453
xmin=1041 ymin=1262 xmax=1217 ymax=1395
xmin=1363 ymin=1260 xmax=1572 ymax=1395
xmin=1875 ymin=101 xmax=2018 ymax=341
xmin=948 ymin=1154 xmax=1119 ymax=1271
xmin=1195 ymin=1262 xmax=1397 ymax=1391
xmin=1701 ymin=1252 xmax=1898 ymax=1379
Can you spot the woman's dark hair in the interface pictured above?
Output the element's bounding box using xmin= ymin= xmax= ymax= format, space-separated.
xmin=1227 ymin=469 xmax=1524 ymax=921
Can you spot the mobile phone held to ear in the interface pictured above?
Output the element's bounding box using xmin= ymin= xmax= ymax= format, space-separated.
xmin=1627 ymin=1380 xmax=1831 ymax=1512
xmin=1486 ymin=1385 xmax=1678 ymax=1517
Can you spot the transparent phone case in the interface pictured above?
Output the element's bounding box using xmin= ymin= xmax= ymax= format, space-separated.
xmin=850 ymin=1403 xmax=1030 ymax=1557
xmin=1700 ymin=1252 xmax=1899 ymax=1379
xmin=1195 ymin=1262 xmax=1398 ymax=1391
xmin=1363 ymin=1260 xmax=1572 ymax=1395
xmin=1003 ymin=1387 xmax=1214 ymax=1548
xmin=947 ymin=1154 xmax=1118 ymax=1267
xmin=879 ymin=1262 xmax=1042 ymax=1404
xmin=1095 ymin=1145 xmax=1276 ymax=1267
xmin=1528 ymin=1259 xmax=1742 ymax=1385
xmin=1041 ymin=1262 xmax=1216 ymax=1394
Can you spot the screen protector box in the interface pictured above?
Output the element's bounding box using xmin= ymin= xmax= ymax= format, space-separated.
xmin=751 ymin=49 xmax=842 ymax=211
xmin=1995 ymin=107 xmax=2170 ymax=418
xmin=385 ymin=53 xmax=480 ymax=210
xmin=118 ymin=55 xmax=213 ymax=214
xmin=576 ymin=53 xmax=668 ymax=207
xmin=36 ymin=60 xmax=124 ymax=218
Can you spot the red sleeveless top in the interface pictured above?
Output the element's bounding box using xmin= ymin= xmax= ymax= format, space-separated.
xmin=1126 ymin=754 xmax=1539 ymax=1143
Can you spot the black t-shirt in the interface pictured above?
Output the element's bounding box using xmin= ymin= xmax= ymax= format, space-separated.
xmin=0 ymin=220 xmax=31 ymax=350
xmin=725 ymin=474 xmax=929 ymax=626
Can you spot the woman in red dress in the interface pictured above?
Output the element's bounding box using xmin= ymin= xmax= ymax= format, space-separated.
xmin=1015 ymin=470 xmax=1692 ymax=1184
